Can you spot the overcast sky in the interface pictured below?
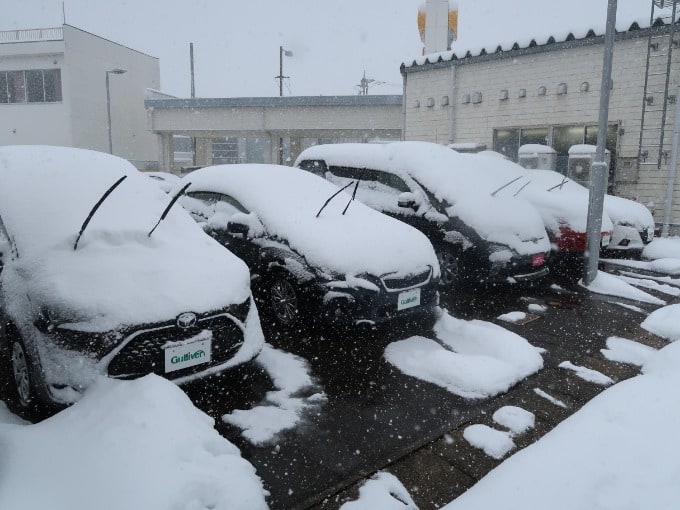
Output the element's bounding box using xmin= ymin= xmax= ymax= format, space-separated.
xmin=2 ymin=0 xmax=651 ymax=99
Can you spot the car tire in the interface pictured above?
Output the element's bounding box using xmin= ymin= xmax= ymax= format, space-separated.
xmin=435 ymin=248 xmax=462 ymax=290
xmin=268 ymin=275 xmax=302 ymax=327
xmin=6 ymin=334 xmax=46 ymax=421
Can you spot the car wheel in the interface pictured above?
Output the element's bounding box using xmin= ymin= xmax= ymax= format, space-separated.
xmin=11 ymin=337 xmax=34 ymax=409
xmin=436 ymin=249 xmax=461 ymax=288
xmin=269 ymin=276 xmax=300 ymax=326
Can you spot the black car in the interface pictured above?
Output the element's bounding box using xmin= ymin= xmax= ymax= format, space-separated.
xmin=296 ymin=141 xmax=551 ymax=289
xmin=178 ymin=164 xmax=441 ymax=331
xmin=0 ymin=146 xmax=263 ymax=419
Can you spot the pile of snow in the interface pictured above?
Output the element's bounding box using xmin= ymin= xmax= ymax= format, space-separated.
xmin=463 ymin=406 xmax=536 ymax=460
xmin=643 ymin=237 xmax=680 ymax=260
xmin=340 ymin=472 xmax=417 ymax=510
xmin=558 ymin=361 xmax=613 ymax=385
xmin=601 ymin=337 xmax=656 ymax=366
xmin=642 ymin=304 xmax=680 ymax=342
xmin=0 ymin=375 xmax=268 ymax=510
xmin=603 ymin=257 xmax=680 ymax=276
xmin=615 ymin=274 xmax=680 ymax=297
xmin=384 ymin=311 xmax=543 ymax=399
xmin=580 ymin=270 xmax=666 ymax=305
xmin=223 ymin=344 xmax=326 ymax=444
xmin=444 ymin=340 xmax=680 ymax=510
xmin=463 ymin=424 xmax=515 ymax=460
xmin=497 ymin=311 xmax=527 ymax=323
xmin=493 ymin=406 xmax=535 ymax=435
xmin=182 ymin=164 xmax=439 ymax=279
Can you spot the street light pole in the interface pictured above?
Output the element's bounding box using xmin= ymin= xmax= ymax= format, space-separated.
xmin=106 ymin=68 xmax=127 ymax=154
xmin=276 ymin=46 xmax=293 ymax=96
xmin=583 ymin=0 xmax=617 ymax=286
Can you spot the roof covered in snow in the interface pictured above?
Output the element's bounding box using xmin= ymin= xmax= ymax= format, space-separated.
xmin=403 ymin=13 xmax=675 ymax=70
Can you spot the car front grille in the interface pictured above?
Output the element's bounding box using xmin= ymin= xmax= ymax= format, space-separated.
xmin=381 ymin=267 xmax=432 ymax=291
xmin=107 ymin=313 xmax=244 ymax=379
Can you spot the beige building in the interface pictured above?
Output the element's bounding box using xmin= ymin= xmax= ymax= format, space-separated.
xmin=145 ymin=95 xmax=402 ymax=171
xmin=0 ymin=24 xmax=160 ymax=166
xmin=401 ymin=14 xmax=680 ymax=233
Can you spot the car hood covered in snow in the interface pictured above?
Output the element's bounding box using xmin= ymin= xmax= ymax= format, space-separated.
xmin=463 ymin=156 xmax=615 ymax=235
xmin=181 ymin=164 xmax=440 ymax=279
xmin=296 ymin=142 xmax=550 ymax=255
xmin=0 ymin=146 xmax=251 ymax=332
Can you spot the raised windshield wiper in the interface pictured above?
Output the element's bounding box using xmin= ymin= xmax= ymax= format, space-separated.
xmin=316 ymin=181 xmax=355 ymax=218
xmin=490 ymin=175 xmax=523 ymax=197
xmin=513 ymin=180 xmax=531 ymax=197
xmin=148 ymin=182 xmax=192 ymax=237
xmin=341 ymin=180 xmax=360 ymax=215
xmin=73 ymin=175 xmax=127 ymax=250
xmin=547 ymin=176 xmax=569 ymax=192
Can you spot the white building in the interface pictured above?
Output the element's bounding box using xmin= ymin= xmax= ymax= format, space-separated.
xmin=402 ymin=4 xmax=680 ymax=234
xmin=0 ymin=24 xmax=159 ymax=167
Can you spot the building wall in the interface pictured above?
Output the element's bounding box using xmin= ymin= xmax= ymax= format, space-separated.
xmin=404 ymin=33 xmax=680 ymax=228
xmin=63 ymin=25 xmax=160 ymax=164
xmin=0 ymin=39 xmax=72 ymax=146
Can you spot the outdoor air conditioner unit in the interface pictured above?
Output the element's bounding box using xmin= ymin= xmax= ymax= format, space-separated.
xmin=567 ymin=145 xmax=611 ymax=184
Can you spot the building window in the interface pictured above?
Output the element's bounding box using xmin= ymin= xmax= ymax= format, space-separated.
xmin=0 ymin=69 xmax=61 ymax=104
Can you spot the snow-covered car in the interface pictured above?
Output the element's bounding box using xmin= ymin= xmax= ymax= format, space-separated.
xmin=461 ymin=152 xmax=615 ymax=268
xmin=296 ymin=142 xmax=551 ymax=289
xmin=0 ymin=146 xmax=264 ymax=418
xmin=145 ymin=171 xmax=182 ymax=193
xmin=177 ymin=164 xmax=441 ymax=329
xmin=601 ymin=194 xmax=655 ymax=257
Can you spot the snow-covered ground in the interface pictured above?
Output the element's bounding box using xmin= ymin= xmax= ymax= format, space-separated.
xmin=441 ymin=321 xmax=680 ymax=510
xmin=0 ymin=375 xmax=268 ymax=510
xmin=603 ymin=236 xmax=680 ymax=276
xmin=385 ymin=311 xmax=543 ymax=399
xmin=222 ymin=344 xmax=326 ymax=444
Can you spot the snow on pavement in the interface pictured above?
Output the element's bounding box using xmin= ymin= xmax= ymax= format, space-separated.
xmin=443 ymin=340 xmax=680 ymax=510
xmin=339 ymin=472 xmax=418 ymax=510
xmin=384 ymin=311 xmax=543 ymax=399
xmin=463 ymin=424 xmax=515 ymax=459
xmin=533 ymin=388 xmax=568 ymax=408
xmin=223 ymin=344 xmax=326 ymax=444
xmin=614 ymin=274 xmax=680 ymax=296
xmin=558 ymin=361 xmax=614 ymax=385
xmin=0 ymin=375 xmax=268 ymax=510
xmin=602 ymin=257 xmax=680 ymax=276
xmin=641 ymin=303 xmax=680 ymax=342
xmin=496 ymin=311 xmax=527 ymax=323
xmin=642 ymin=236 xmax=680 ymax=260
xmin=493 ymin=406 xmax=535 ymax=435
xmin=580 ymin=270 xmax=665 ymax=305
xmin=601 ymin=337 xmax=656 ymax=366
xmin=0 ymin=401 xmax=27 ymax=426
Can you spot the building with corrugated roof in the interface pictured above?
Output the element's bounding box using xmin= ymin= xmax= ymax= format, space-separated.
xmin=402 ymin=1 xmax=680 ymax=233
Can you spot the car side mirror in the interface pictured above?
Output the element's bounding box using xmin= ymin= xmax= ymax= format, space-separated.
xmin=226 ymin=212 xmax=264 ymax=238
xmin=398 ymin=192 xmax=420 ymax=211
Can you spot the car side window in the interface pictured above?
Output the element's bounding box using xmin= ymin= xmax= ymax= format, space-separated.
xmin=298 ymin=159 xmax=328 ymax=177
xmin=362 ymin=169 xmax=411 ymax=193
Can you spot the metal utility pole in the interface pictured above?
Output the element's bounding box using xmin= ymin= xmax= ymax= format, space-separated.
xmin=662 ymin=72 xmax=680 ymax=236
xmin=190 ymin=43 xmax=195 ymax=99
xmin=276 ymin=46 xmax=293 ymax=96
xmin=105 ymin=68 xmax=127 ymax=155
xmin=583 ymin=0 xmax=617 ymax=286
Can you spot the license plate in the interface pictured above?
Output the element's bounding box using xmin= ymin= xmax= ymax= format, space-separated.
xmin=398 ymin=288 xmax=421 ymax=311
xmin=532 ymin=253 xmax=545 ymax=267
xmin=164 ymin=337 xmax=212 ymax=373
xmin=601 ymin=234 xmax=611 ymax=247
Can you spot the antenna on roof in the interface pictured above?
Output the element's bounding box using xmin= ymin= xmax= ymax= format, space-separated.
xmin=62 ymin=2 xmax=66 ymax=24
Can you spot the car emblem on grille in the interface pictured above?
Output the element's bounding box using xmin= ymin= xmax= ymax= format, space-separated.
xmin=176 ymin=312 xmax=197 ymax=329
